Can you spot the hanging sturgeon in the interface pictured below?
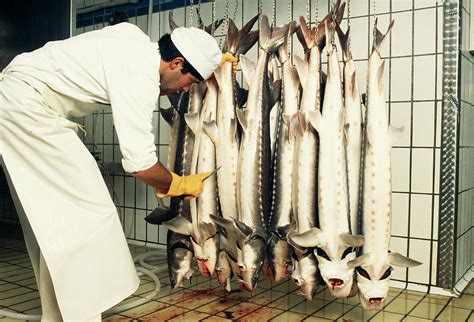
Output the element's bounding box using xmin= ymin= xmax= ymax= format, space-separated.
xmin=336 ymin=24 xmax=363 ymax=237
xmin=145 ymin=90 xmax=195 ymax=289
xmin=287 ymin=2 xmax=344 ymax=300
xmin=267 ymin=22 xmax=299 ymax=283
xmin=291 ymin=22 xmax=365 ymax=298
xmin=229 ymin=16 xmax=287 ymax=292
xmin=347 ymin=19 xmax=421 ymax=310
xmin=180 ymin=77 xmax=220 ymax=277
xmin=206 ymin=15 xmax=259 ymax=290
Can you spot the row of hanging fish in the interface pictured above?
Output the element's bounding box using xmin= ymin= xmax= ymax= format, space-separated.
xmin=146 ymin=1 xmax=421 ymax=311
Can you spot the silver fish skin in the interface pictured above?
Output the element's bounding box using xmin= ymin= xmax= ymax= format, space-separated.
xmin=288 ymin=2 xmax=346 ymax=301
xmin=288 ymin=16 xmax=322 ymax=301
xmin=236 ymin=16 xmax=289 ymax=292
xmin=185 ymin=78 xmax=220 ymax=277
xmin=336 ymin=25 xmax=363 ymax=237
xmin=301 ymin=24 xmax=364 ymax=298
xmin=206 ymin=16 xmax=259 ymax=290
xmin=347 ymin=19 xmax=421 ymax=310
xmin=268 ymin=24 xmax=299 ymax=283
xmin=269 ymin=56 xmax=281 ymax=159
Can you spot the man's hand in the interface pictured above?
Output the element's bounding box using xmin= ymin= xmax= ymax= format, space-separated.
xmin=155 ymin=172 xmax=212 ymax=199
xmin=221 ymin=52 xmax=238 ymax=73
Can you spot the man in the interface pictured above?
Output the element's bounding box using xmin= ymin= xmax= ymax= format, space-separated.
xmin=0 ymin=21 xmax=226 ymax=321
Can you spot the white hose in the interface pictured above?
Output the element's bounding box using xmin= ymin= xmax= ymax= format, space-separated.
xmin=0 ymin=251 xmax=167 ymax=320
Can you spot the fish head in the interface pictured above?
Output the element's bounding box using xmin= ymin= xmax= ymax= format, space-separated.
xmin=215 ymin=250 xmax=232 ymax=287
xmin=235 ymin=233 xmax=267 ymax=291
xmin=267 ymin=232 xmax=292 ymax=282
xmin=348 ymin=251 xmax=421 ymax=310
xmin=168 ymin=246 xmax=194 ymax=289
xmin=191 ymin=233 xmax=220 ymax=277
xmin=354 ymin=264 xmax=392 ymax=310
xmin=292 ymin=250 xmax=319 ymax=300
xmin=314 ymin=245 xmax=358 ymax=298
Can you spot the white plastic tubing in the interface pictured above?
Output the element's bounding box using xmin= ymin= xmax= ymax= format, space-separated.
xmin=0 ymin=250 xmax=167 ymax=320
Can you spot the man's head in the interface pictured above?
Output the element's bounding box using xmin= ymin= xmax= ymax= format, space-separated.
xmin=158 ymin=27 xmax=221 ymax=95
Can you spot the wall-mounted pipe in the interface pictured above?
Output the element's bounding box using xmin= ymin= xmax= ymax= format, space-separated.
xmin=77 ymin=0 xmax=140 ymax=15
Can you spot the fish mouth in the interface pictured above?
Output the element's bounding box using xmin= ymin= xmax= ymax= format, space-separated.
xmin=196 ymin=258 xmax=211 ymax=277
xmin=360 ymin=295 xmax=386 ymax=310
xmin=271 ymin=263 xmax=289 ymax=282
xmin=328 ymin=278 xmax=344 ymax=289
xmin=369 ymin=297 xmax=385 ymax=304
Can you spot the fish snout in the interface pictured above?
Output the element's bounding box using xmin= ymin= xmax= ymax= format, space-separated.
xmin=329 ymin=278 xmax=344 ymax=289
xmin=369 ymin=297 xmax=385 ymax=304
xmin=251 ymin=274 xmax=260 ymax=289
xmin=300 ymin=282 xmax=318 ymax=300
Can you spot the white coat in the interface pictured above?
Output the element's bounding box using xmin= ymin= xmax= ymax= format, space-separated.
xmin=0 ymin=22 xmax=161 ymax=320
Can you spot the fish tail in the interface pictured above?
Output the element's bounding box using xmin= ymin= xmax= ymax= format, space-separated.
xmin=372 ymin=19 xmax=395 ymax=54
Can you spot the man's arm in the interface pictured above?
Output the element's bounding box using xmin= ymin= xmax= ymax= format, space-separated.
xmin=131 ymin=161 xmax=172 ymax=191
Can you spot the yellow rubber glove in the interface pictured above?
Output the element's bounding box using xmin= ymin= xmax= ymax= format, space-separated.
xmin=221 ymin=52 xmax=238 ymax=73
xmin=156 ymin=172 xmax=212 ymax=200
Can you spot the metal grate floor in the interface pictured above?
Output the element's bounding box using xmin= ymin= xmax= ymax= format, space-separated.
xmin=0 ymin=227 xmax=472 ymax=321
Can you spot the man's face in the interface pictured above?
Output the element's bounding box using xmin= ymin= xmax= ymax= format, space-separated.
xmin=159 ymin=57 xmax=200 ymax=95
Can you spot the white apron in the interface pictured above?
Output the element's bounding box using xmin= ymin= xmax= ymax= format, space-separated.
xmin=0 ymin=72 xmax=139 ymax=320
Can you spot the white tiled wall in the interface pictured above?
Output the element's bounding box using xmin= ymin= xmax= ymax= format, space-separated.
xmin=74 ymin=0 xmax=444 ymax=288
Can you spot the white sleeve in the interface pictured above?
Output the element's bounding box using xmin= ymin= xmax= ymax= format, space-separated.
xmin=107 ymin=73 xmax=159 ymax=173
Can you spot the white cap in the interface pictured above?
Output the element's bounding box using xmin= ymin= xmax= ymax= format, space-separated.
xmin=170 ymin=27 xmax=221 ymax=80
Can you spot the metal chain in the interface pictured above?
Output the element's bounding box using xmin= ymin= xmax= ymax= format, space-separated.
xmin=287 ymin=0 xmax=292 ymax=57
xmin=373 ymin=0 xmax=376 ymax=19
xmin=219 ymin=0 xmax=230 ymax=49
xmin=348 ymin=0 xmax=352 ymax=53
xmin=232 ymin=0 xmax=239 ymax=22
xmin=258 ymin=0 xmax=262 ymax=16
xmin=272 ymin=0 xmax=277 ymax=27
xmin=189 ymin=0 xmax=194 ymax=27
xmin=314 ymin=0 xmax=319 ymax=25
xmin=306 ymin=0 xmax=310 ymax=24
xmin=211 ymin=0 xmax=216 ymax=34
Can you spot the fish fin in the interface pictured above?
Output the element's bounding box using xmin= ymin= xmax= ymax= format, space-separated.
xmin=235 ymin=108 xmax=249 ymax=132
xmin=347 ymin=253 xmax=371 ymax=269
xmin=240 ymin=55 xmax=256 ymax=86
xmin=377 ymin=60 xmax=386 ymax=93
xmin=293 ymin=55 xmax=308 ymax=88
xmin=159 ymin=107 xmax=176 ymax=127
xmin=232 ymin=15 xmax=259 ymax=56
xmin=335 ymin=23 xmax=351 ymax=62
xmin=205 ymin=18 xmax=224 ymax=36
xmin=343 ymin=123 xmax=350 ymax=143
xmin=288 ymin=228 xmax=324 ymax=249
xmin=388 ymin=125 xmax=404 ymax=146
xmin=163 ymin=215 xmax=193 ymax=236
xmin=307 ymin=109 xmax=324 ymax=133
xmin=203 ymin=120 xmax=219 ymax=145
xmin=198 ymin=222 xmax=217 ymax=242
xmin=144 ymin=206 xmax=173 ymax=225
xmin=225 ymin=19 xmax=239 ymax=53
xmin=236 ymin=30 xmax=259 ymax=56
xmin=275 ymin=222 xmax=296 ymax=240
xmin=276 ymin=21 xmax=298 ymax=64
xmin=271 ymin=80 xmax=282 ymax=108
xmin=315 ymin=0 xmax=344 ymax=49
xmin=260 ymin=15 xmax=290 ymax=54
xmin=361 ymin=93 xmax=367 ymax=107
xmin=167 ymin=92 xmax=181 ymax=109
xmin=184 ymin=112 xmax=201 ymax=135
xmin=373 ymin=19 xmax=395 ymax=55
xmin=236 ymin=83 xmax=249 ymax=108
xmin=296 ymin=16 xmax=314 ymax=52
xmin=168 ymin=11 xmax=179 ymax=31
xmin=198 ymin=80 xmax=208 ymax=97
xmin=210 ymin=214 xmax=234 ymax=238
xmin=339 ymin=233 xmax=365 ymax=247
xmin=234 ymin=219 xmax=253 ymax=238
xmin=388 ymin=252 xmax=422 ymax=267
